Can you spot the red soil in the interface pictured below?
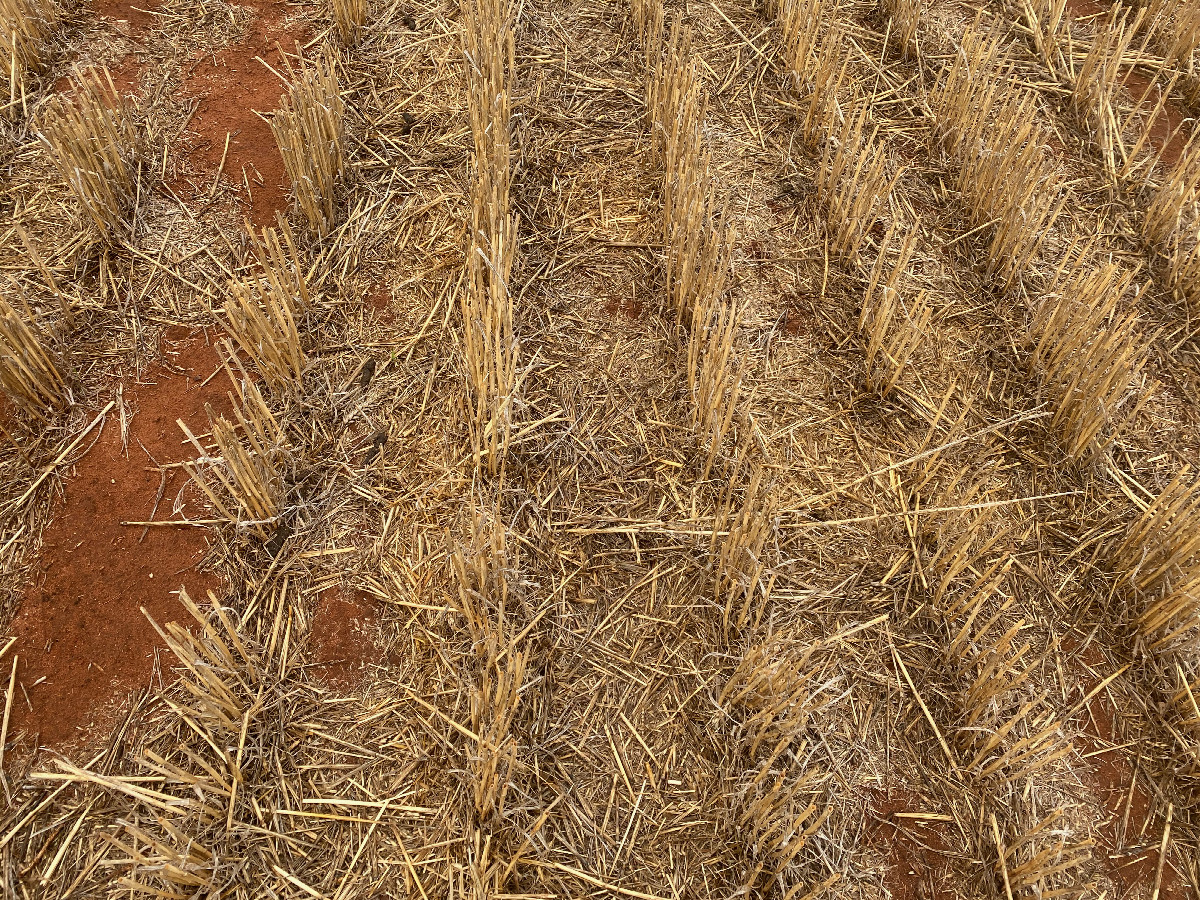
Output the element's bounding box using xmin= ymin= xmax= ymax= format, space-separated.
xmin=179 ymin=1 xmax=306 ymax=225
xmin=5 ymin=331 xmax=232 ymax=752
xmin=94 ymin=0 xmax=160 ymax=35
xmin=55 ymin=54 xmax=143 ymax=99
xmin=1064 ymin=0 xmax=1110 ymax=18
xmin=867 ymin=788 xmax=956 ymax=900
xmin=783 ymin=293 xmax=815 ymax=335
xmin=603 ymin=290 xmax=643 ymax=320
xmin=1071 ymin=644 xmax=1188 ymax=900
xmin=367 ymin=288 xmax=395 ymax=324
xmin=309 ymin=588 xmax=380 ymax=688
xmin=1123 ymin=69 xmax=1190 ymax=171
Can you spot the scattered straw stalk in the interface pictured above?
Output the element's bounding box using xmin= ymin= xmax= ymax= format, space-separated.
xmin=271 ymin=53 xmax=345 ymax=236
xmin=462 ymin=0 xmax=518 ymax=476
xmin=0 ymin=290 xmax=66 ymax=418
xmin=39 ymin=69 xmax=138 ymax=241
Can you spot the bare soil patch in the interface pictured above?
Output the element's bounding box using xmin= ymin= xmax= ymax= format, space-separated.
xmin=94 ymin=0 xmax=161 ymax=36
xmin=1123 ymin=69 xmax=1190 ymax=170
xmin=55 ymin=53 xmax=143 ymax=98
xmin=1071 ymin=643 xmax=1188 ymax=900
xmin=6 ymin=331 xmax=232 ymax=752
xmin=867 ymin=788 xmax=956 ymax=900
xmin=309 ymin=588 xmax=381 ymax=688
xmin=179 ymin=1 xmax=307 ymax=224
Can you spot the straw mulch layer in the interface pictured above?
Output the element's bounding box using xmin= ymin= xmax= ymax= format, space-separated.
xmin=3 ymin=0 xmax=1200 ymax=897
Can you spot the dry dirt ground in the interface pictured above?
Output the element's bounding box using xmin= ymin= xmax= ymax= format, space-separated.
xmin=2 ymin=0 xmax=1200 ymax=897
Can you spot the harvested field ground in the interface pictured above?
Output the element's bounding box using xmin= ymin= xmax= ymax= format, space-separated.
xmin=3 ymin=0 xmax=1200 ymax=897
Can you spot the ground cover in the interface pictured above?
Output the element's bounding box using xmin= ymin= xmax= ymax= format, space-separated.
xmin=2 ymin=0 xmax=1200 ymax=896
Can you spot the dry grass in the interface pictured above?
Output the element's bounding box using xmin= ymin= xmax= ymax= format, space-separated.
xmin=713 ymin=464 xmax=776 ymax=635
xmin=1029 ymin=247 xmax=1147 ymax=462
xmin=629 ymin=0 xmax=663 ymax=61
xmin=648 ymin=17 xmax=741 ymax=473
xmin=181 ymin=369 xmax=286 ymax=541
xmin=859 ymin=223 xmax=930 ymax=395
xmin=9 ymin=0 xmax=1200 ymax=896
xmin=1112 ymin=468 xmax=1200 ymax=599
xmin=1021 ymin=0 xmax=1067 ymax=78
xmin=222 ymin=219 xmax=308 ymax=389
xmin=880 ymin=0 xmax=921 ymax=60
xmin=815 ymin=101 xmax=900 ymax=267
xmin=932 ymin=23 xmax=1066 ymax=289
xmin=0 ymin=290 xmax=66 ymax=420
xmin=653 ymin=20 xmax=733 ymax=331
xmin=271 ymin=52 xmax=346 ymax=237
xmin=722 ymin=635 xmax=838 ymax=896
xmin=223 ymin=274 xmax=306 ymax=390
xmin=329 ymin=0 xmax=367 ymax=46
xmin=461 ymin=0 xmax=517 ymax=476
xmin=777 ymin=0 xmax=848 ymax=144
xmin=1069 ymin=5 xmax=1146 ymax=179
xmin=1 ymin=0 xmax=54 ymax=115
xmin=244 ymin=215 xmax=311 ymax=311
xmin=37 ymin=68 xmax=138 ymax=242
xmin=1144 ymin=0 xmax=1200 ymax=80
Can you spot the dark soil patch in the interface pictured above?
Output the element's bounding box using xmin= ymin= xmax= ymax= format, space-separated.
xmin=866 ymin=788 xmax=956 ymax=900
xmin=179 ymin=1 xmax=306 ymax=225
xmin=309 ymin=588 xmax=380 ymax=688
xmin=94 ymin=0 xmax=160 ymax=35
xmin=5 ymin=330 xmax=232 ymax=753
xmin=783 ymin=293 xmax=816 ymax=335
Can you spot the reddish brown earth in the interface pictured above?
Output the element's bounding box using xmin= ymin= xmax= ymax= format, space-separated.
xmin=1064 ymin=0 xmax=1111 ymax=19
xmin=55 ymin=54 xmax=143 ymax=99
xmin=5 ymin=331 xmax=232 ymax=752
xmin=783 ymin=293 xmax=815 ymax=335
xmin=1123 ymin=69 xmax=1190 ymax=170
xmin=603 ymin=293 xmax=643 ymax=320
xmin=179 ymin=1 xmax=306 ymax=225
xmin=367 ymin=288 xmax=395 ymax=324
xmin=866 ymin=788 xmax=956 ymax=900
xmin=309 ymin=588 xmax=380 ymax=688
xmin=94 ymin=0 xmax=161 ymax=35
xmin=1071 ymin=644 xmax=1188 ymax=900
